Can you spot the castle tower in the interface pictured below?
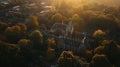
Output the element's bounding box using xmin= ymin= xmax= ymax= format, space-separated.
xmin=66 ymin=21 xmax=74 ymax=36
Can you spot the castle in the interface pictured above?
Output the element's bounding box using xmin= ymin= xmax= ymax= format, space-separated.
xmin=43 ymin=22 xmax=92 ymax=53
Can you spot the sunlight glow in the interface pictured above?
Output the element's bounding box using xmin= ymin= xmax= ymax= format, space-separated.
xmin=58 ymin=0 xmax=82 ymax=8
xmin=64 ymin=0 xmax=82 ymax=4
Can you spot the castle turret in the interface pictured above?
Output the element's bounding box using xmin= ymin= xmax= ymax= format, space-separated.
xmin=66 ymin=21 xmax=74 ymax=36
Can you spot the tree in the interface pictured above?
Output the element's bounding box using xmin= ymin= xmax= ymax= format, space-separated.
xmin=17 ymin=39 xmax=33 ymax=66
xmin=0 ymin=41 xmax=20 ymax=56
xmin=58 ymin=0 xmax=67 ymax=10
xmin=5 ymin=25 xmax=21 ymax=43
xmin=93 ymin=29 xmax=106 ymax=45
xmin=47 ymin=37 xmax=56 ymax=49
xmin=103 ymin=40 xmax=120 ymax=67
xmin=29 ymin=30 xmax=43 ymax=50
xmin=115 ymin=18 xmax=120 ymax=29
xmin=28 ymin=16 xmax=39 ymax=30
xmin=93 ymin=29 xmax=106 ymax=39
xmin=5 ymin=25 xmax=20 ymax=36
xmin=16 ymin=23 xmax=27 ymax=34
xmin=91 ymin=54 xmax=112 ymax=67
xmin=58 ymin=0 xmax=69 ymax=16
xmin=8 ymin=0 xmax=27 ymax=5
xmin=57 ymin=51 xmax=75 ymax=67
xmin=52 ymin=13 xmax=62 ymax=23
xmin=94 ymin=46 xmax=105 ymax=54
xmin=50 ymin=6 xmax=56 ymax=13
xmin=0 ymin=41 xmax=20 ymax=67
xmin=71 ymin=14 xmax=84 ymax=31
xmin=71 ymin=14 xmax=81 ymax=23
xmin=46 ymin=48 xmax=56 ymax=61
xmin=18 ymin=39 xmax=31 ymax=52
xmin=84 ymin=11 xmax=117 ymax=34
xmin=5 ymin=23 xmax=27 ymax=43
xmin=0 ymin=22 xmax=8 ymax=33
xmin=84 ymin=50 xmax=93 ymax=62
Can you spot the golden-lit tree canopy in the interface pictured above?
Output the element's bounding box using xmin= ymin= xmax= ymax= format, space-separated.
xmin=57 ymin=51 xmax=75 ymax=67
xmin=16 ymin=23 xmax=27 ymax=34
xmin=46 ymin=48 xmax=56 ymax=61
xmin=28 ymin=16 xmax=39 ymax=29
xmin=91 ymin=54 xmax=112 ymax=67
xmin=93 ymin=29 xmax=106 ymax=38
xmin=5 ymin=25 xmax=21 ymax=36
xmin=29 ymin=30 xmax=43 ymax=43
xmin=18 ymin=39 xmax=30 ymax=46
xmin=47 ymin=38 xmax=56 ymax=49
xmin=0 ymin=0 xmax=120 ymax=67
xmin=52 ymin=13 xmax=63 ymax=23
xmin=94 ymin=46 xmax=105 ymax=54
xmin=71 ymin=14 xmax=81 ymax=23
